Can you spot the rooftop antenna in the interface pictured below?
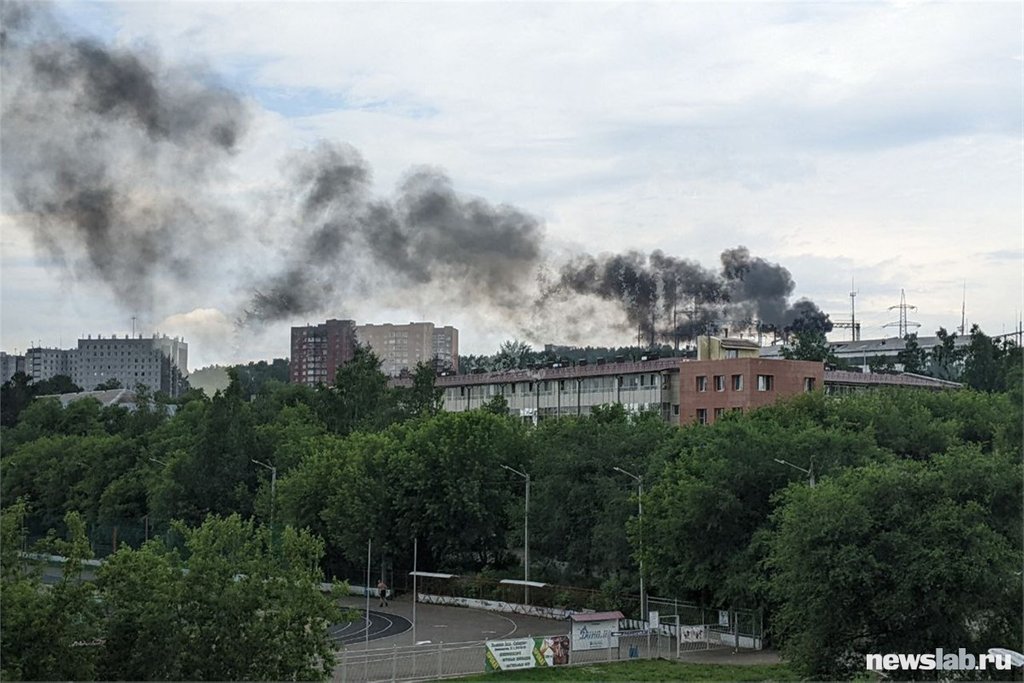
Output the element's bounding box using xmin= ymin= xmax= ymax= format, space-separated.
xmin=132 ymin=315 xmax=137 ymax=337
xmin=883 ymin=289 xmax=921 ymax=338
xmin=957 ymin=283 xmax=966 ymax=335
xmin=850 ymin=277 xmax=859 ymax=341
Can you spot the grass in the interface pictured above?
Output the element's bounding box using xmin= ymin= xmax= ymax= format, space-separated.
xmin=459 ymin=659 xmax=798 ymax=682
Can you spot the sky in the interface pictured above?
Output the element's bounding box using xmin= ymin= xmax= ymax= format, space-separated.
xmin=1 ymin=1 xmax=1021 ymax=370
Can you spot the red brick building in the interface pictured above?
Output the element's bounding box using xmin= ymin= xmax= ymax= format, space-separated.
xmin=289 ymin=319 xmax=357 ymax=386
xmin=678 ymin=358 xmax=824 ymax=425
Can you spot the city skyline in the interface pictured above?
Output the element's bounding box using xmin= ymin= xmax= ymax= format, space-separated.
xmin=2 ymin=1 xmax=1020 ymax=369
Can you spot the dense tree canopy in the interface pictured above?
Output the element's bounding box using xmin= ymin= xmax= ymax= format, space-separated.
xmin=1 ymin=332 xmax=1019 ymax=680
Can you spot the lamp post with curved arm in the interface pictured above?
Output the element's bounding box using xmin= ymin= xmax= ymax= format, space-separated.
xmin=613 ymin=466 xmax=645 ymax=622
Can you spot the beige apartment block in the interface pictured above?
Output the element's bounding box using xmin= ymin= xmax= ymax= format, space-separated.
xmin=355 ymin=322 xmax=459 ymax=377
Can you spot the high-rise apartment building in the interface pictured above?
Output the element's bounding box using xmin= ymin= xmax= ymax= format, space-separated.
xmin=22 ymin=334 xmax=189 ymax=396
xmin=72 ymin=334 xmax=189 ymax=396
xmin=289 ymin=319 xmax=357 ymax=386
xmin=433 ymin=326 xmax=459 ymax=373
xmin=0 ymin=352 xmax=26 ymax=384
xmin=355 ymin=322 xmax=460 ymax=377
xmin=26 ymin=347 xmax=74 ymax=383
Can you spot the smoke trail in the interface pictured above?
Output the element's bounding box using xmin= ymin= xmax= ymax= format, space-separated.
xmin=3 ymin=3 xmax=829 ymax=347
xmin=1 ymin=1 xmax=248 ymax=311
xmin=238 ymin=146 xmax=543 ymax=325
xmin=548 ymin=246 xmax=830 ymax=345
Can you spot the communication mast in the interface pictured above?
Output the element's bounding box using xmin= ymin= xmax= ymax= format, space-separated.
xmin=830 ymin=278 xmax=862 ymax=341
xmin=883 ymin=289 xmax=921 ymax=338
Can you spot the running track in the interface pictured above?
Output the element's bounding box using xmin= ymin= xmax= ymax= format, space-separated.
xmin=329 ymin=610 xmax=413 ymax=646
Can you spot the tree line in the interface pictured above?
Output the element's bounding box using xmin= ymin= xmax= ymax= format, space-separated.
xmin=1 ymin=338 xmax=1020 ymax=679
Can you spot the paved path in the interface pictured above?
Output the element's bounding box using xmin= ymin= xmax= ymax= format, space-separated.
xmin=333 ymin=594 xmax=563 ymax=650
xmin=330 ymin=610 xmax=414 ymax=646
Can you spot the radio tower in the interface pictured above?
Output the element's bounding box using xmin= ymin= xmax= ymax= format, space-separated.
xmin=884 ymin=289 xmax=921 ymax=338
xmin=850 ymin=278 xmax=859 ymax=341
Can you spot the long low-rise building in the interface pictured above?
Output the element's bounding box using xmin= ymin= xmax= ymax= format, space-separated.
xmin=407 ymin=355 xmax=959 ymax=426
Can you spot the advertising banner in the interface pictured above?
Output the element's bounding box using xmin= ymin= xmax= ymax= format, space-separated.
xmin=679 ymin=625 xmax=707 ymax=643
xmin=484 ymin=636 xmax=570 ymax=672
xmin=571 ymin=618 xmax=619 ymax=650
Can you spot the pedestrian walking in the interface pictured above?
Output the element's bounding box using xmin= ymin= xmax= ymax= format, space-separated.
xmin=377 ymin=578 xmax=389 ymax=607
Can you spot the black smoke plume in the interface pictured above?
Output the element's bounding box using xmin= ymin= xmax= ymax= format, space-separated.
xmin=547 ymin=246 xmax=830 ymax=345
xmin=239 ymin=145 xmax=544 ymax=324
xmin=1 ymin=1 xmax=248 ymax=310
xmin=3 ymin=3 xmax=829 ymax=347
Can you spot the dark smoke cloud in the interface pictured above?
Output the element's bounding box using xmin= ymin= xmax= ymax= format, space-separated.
xmin=1 ymin=1 xmax=247 ymax=310
xmin=547 ymin=246 xmax=829 ymax=345
xmin=239 ymin=147 xmax=543 ymax=324
xmin=3 ymin=3 xmax=828 ymax=346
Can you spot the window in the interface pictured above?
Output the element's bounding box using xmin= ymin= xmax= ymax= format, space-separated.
xmin=804 ymin=377 xmax=816 ymax=392
xmin=696 ymin=408 xmax=708 ymax=425
xmin=559 ymin=379 xmax=566 ymax=391
xmin=731 ymin=374 xmax=743 ymax=391
xmin=696 ymin=376 xmax=708 ymax=392
xmin=714 ymin=407 xmax=725 ymax=419
xmin=673 ymin=404 xmax=679 ymax=415
xmin=714 ymin=375 xmax=725 ymax=392
xmin=757 ymin=374 xmax=774 ymax=391
xmin=640 ymin=375 xmax=645 ymax=386
xmin=725 ymin=349 xmax=739 ymax=359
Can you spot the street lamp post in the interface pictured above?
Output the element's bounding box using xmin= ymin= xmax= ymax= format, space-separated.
xmin=773 ymin=458 xmax=815 ymax=487
xmin=501 ymin=464 xmax=530 ymax=605
xmin=613 ymin=466 xmax=645 ymax=623
xmin=251 ymin=459 xmax=277 ymax=530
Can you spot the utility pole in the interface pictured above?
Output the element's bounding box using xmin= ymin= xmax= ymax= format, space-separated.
xmin=501 ymin=465 xmax=530 ymax=605
xmin=613 ymin=466 xmax=645 ymax=622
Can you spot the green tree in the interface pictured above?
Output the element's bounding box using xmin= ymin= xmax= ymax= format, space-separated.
xmin=493 ymin=339 xmax=536 ymax=370
xmin=148 ymin=373 xmax=258 ymax=528
xmin=1 ymin=506 xmax=102 ymax=681
xmin=528 ymin=409 xmax=673 ymax=584
xmin=781 ymin=329 xmax=842 ymax=366
xmin=926 ymin=327 xmax=963 ymax=380
xmin=866 ymin=354 xmax=896 ymax=374
xmin=643 ymin=414 xmax=887 ymax=608
xmin=323 ymin=345 xmax=396 ymax=434
xmin=961 ymin=325 xmax=1022 ymax=392
xmin=896 ymin=333 xmax=926 ymax=374
xmin=396 ymin=362 xmax=444 ymax=418
xmin=96 ymin=515 xmax=341 ymax=681
xmin=767 ymin=448 xmax=1021 ymax=679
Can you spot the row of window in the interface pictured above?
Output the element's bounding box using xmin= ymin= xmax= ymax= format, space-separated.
xmin=695 ymin=374 xmax=775 ymax=392
xmin=695 ymin=407 xmax=744 ymax=424
xmin=450 ymin=373 xmax=669 ymax=398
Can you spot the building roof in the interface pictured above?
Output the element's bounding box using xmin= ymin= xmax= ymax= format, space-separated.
xmin=571 ymin=611 xmax=625 ymax=622
xmin=824 ymin=370 xmax=962 ymax=389
xmin=433 ymin=357 xmax=687 ymax=387
xmin=762 ymin=335 xmax=973 ymax=358
xmin=719 ymin=337 xmax=760 ymax=350
xmin=37 ymin=388 xmax=140 ymax=408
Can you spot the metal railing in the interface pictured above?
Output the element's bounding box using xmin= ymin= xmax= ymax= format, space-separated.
xmin=334 ymin=629 xmax=706 ymax=682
